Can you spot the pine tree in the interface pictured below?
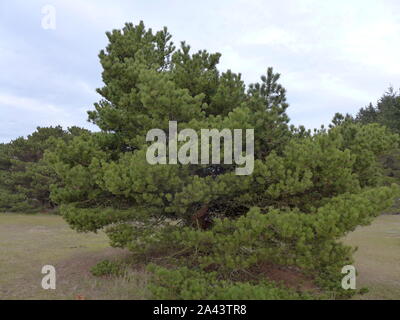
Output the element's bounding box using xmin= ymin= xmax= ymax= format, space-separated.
xmin=354 ymin=87 xmax=400 ymax=187
xmin=356 ymin=87 xmax=400 ymax=133
xmin=0 ymin=126 xmax=87 ymax=212
xmin=48 ymin=21 xmax=400 ymax=299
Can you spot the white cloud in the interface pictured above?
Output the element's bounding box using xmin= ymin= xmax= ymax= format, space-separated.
xmin=341 ymin=20 xmax=400 ymax=74
xmin=53 ymin=0 xmax=130 ymax=29
xmin=239 ymin=26 xmax=297 ymax=48
xmin=0 ymin=93 xmax=66 ymax=115
xmin=0 ymin=92 xmax=96 ymax=142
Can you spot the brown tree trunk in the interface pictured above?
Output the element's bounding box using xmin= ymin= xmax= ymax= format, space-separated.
xmin=191 ymin=204 xmax=210 ymax=229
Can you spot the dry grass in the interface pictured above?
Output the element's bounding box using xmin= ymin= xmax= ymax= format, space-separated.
xmin=0 ymin=213 xmax=150 ymax=300
xmin=1 ymin=212 xmax=399 ymax=300
xmin=343 ymin=214 xmax=400 ymax=300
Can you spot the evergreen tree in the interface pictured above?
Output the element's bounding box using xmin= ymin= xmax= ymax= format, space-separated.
xmin=48 ymin=21 xmax=399 ymax=299
xmin=354 ymin=87 xmax=400 ymax=187
xmin=0 ymin=126 xmax=87 ymax=212
xmin=356 ymin=87 xmax=400 ymax=133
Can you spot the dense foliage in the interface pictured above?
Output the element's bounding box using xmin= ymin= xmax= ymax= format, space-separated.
xmin=356 ymin=87 xmax=400 ymax=133
xmin=353 ymin=88 xmax=400 ymax=185
xmin=0 ymin=126 xmax=87 ymax=212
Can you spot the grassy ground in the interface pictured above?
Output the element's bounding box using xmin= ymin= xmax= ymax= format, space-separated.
xmin=343 ymin=214 xmax=400 ymax=300
xmin=0 ymin=213 xmax=399 ymax=300
xmin=0 ymin=213 xmax=149 ymax=300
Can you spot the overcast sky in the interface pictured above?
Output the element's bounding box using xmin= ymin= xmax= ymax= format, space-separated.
xmin=1 ymin=0 xmax=400 ymax=142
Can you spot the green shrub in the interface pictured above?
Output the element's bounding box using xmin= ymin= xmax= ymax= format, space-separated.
xmin=90 ymin=260 xmax=125 ymax=277
xmin=147 ymin=265 xmax=313 ymax=300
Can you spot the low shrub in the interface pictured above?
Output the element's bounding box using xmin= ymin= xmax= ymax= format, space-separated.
xmin=90 ymin=260 xmax=125 ymax=277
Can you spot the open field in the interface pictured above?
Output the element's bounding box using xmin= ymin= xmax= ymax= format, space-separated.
xmin=0 ymin=213 xmax=149 ymax=300
xmin=343 ymin=214 xmax=400 ymax=300
xmin=0 ymin=213 xmax=399 ymax=300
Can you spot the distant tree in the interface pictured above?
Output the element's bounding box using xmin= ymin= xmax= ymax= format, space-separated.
xmin=353 ymin=88 xmax=400 ymax=187
xmin=356 ymin=87 xmax=400 ymax=133
xmin=355 ymin=103 xmax=378 ymax=125
xmin=0 ymin=126 xmax=88 ymax=213
xmin=330 ymin=112 xmax=355 ymax=127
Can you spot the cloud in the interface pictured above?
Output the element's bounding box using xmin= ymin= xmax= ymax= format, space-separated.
xmin=341 ymin=21 xmax=400 ymax=74
xmin=0 ymin=0 xmax=400 ymax=142
xmin=0 ymin=93 xmax=66 ymax=114
xmin=239 ymin=27 xmax=301 ymax=51
xmin=0 ymin=92 xmax=97 ymax=143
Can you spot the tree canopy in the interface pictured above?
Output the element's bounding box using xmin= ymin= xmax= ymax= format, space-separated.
xmin=356 ymin=87 xmax=400 ymax=133
xmin=0 ymin=126 xmax=88 ymax=212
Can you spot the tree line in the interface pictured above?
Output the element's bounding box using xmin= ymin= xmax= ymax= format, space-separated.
xmin=0 ymin=126 xmax=88 ymax=212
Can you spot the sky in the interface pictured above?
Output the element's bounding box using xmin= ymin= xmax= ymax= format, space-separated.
xmin=1 ymin=0 xmax=400 ymax=142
